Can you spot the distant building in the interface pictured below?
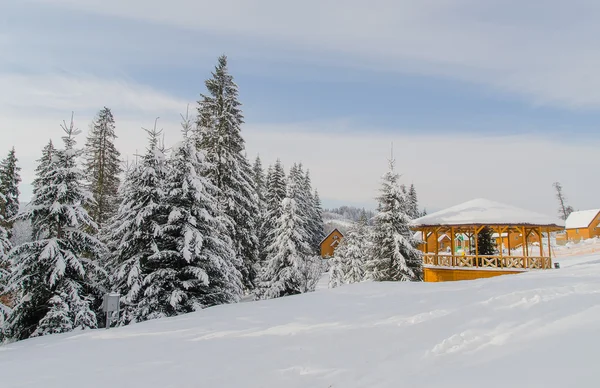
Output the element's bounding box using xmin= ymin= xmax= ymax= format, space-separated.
xmin=564 ymin=209 xmax=600 ymax=242
xmin=320 ymin=229 xmax=344 ymax=258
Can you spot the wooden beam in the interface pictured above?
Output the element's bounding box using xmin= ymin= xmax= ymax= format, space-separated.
xmin=522 ymin=226 xmax=528 ymax=268
xmin=538 ymin=227 xmax=544 ymax=257
xmin=474 ymin=226 xmax=479 ymax=267
xmin=451 ymin=226 xmax=457 ymax=267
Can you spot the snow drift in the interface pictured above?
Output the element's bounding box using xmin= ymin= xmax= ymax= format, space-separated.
xmin=1 ymin=255 xmax=600 ymax=388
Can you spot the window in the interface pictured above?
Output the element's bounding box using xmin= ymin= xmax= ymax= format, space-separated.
xmin=576 ymin=229 xmax=579 ymax=234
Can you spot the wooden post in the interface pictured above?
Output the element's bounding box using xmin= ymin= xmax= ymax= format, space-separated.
xmin=434 ymin=228 xmax=439 ymax=266
xmin=450 ymin=226 xmax=456 ymax=267
xmin=547 ymin=229 xmax=553 ymax=269
xmin=522 ymin=226 xmax=528 ymax=268
xmin=474 ymin=226 xmax=479 ymax=267
xmin=508 ymin=226 xmax=512 ymax=256
xmin=538 ymin=227 xmax=544 ymax=257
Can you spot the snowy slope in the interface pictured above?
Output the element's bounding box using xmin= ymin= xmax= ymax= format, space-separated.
xmin=3 ymin=256 xmax=600 ymax=387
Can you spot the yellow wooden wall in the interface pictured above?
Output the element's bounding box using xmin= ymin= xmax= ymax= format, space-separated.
xmin=423 ymin=267 xmax=524 ymax=282
xmin=566 ymin=212 xmax=600 ymax=241
xmin=320 ymin=229 xmax=343 ymax=257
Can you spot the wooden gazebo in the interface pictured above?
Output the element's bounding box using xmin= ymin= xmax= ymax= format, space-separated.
xmin=411 ymin=198 xmax=565 ymax=282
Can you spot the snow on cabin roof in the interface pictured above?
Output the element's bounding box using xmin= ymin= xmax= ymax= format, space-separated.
xmin=319 ymin=228 xmax=343 ymax=246
xmin=565 ymin=209 xmax=600 ymax=229
xmin=411 ymin=198 xmax=564 ymax=228
xmin=492 ymin=233 xmax=508 ymax=238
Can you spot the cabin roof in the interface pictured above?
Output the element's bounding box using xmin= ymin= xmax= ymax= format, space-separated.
xmin=319 ymin=228 xmax=343 ymax=246
xmin=565 ymin=209 xmax=600 ymax=229
xmin=411 ymin=198 xmax=564 ymax=228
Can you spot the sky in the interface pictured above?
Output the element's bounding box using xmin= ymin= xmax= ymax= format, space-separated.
xmin=2 ymin=0 xmax=600 ymax=216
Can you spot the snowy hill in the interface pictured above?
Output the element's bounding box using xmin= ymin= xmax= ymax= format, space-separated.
xmin=2 ymin=254 xmax=600 ymax=387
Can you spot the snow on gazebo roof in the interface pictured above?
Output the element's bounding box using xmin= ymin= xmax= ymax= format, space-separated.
xmin=565 ymin=209 xmax=600 ymax=229
xmin=411 ymin=198 xmax=564 ymax=228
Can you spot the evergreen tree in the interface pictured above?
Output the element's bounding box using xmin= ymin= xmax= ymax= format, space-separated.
xmin=407 ymin=184 xmax=420 ymax=220
xmin=84 ymin=107 xmax=122 ymax=226
xmin=311 ymin=188 xmax=325 ymax=252
xmin=258 ymin=175 xmax=312 ymax=299
xmin=196 ymin=55 xmax=260 ymax=291
xmin=0 ymin=193 xmax=12 ymax=336
xmin=31 ymin=140 xmax=56 ymax=240
xmin=136 ymin=116 xmax=242 ymax=320
xmin=342 ymin=215 xmax=370 ymax=284
xmin=0 ymin=147 xmax=21 ymax=235
xmin=327 ymin=254 xmax=346 ymax=289
xmin=252 ymin=155 xmax=266 ymax=206
xmin=476 ymin=227 xmax=496 ymax=256
xmin=260 ymin=160 xmax=286 ymax=262
xmin=367 ymin=160 xmax=423 ymax=282
xmin=4 ymin=116 xmax=106 ymax=340
xmin=104 ymin=124 xmax=167 ymax=325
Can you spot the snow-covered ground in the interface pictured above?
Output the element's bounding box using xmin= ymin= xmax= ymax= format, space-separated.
xmin=2 ymin=253 xmax=600 ymax=387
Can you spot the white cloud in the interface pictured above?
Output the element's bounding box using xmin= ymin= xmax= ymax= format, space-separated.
xmin=23 ymin=0 xmax=600 ymax=108
xmin=0 ymin=73 xmax=188 ymax=115
xmin=243 ymin=121 xmax=598 ymax=215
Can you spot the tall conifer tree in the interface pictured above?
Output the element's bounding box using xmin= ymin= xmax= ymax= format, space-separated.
xmin=104 ymin=124 xmax=167 ymax=325
xmin=0 ymin=147 xmax=21 ymax=235
xmin=135 ymin=115 xmax=242 ymax=320
xmin=196 ymin=55 xmax=259 ymax=291
xmin=84 ymin=107 xmax=122 ymax=226
xmin=4 ymin=116 xmax=106 ymax=340
xmin=367 ymin=160 xmax=423 ymax=282
xmin=258 ymin=175 xmax=312 ymax=299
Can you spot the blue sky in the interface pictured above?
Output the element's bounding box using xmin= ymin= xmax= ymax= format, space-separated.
xmin=3 ymin=0 xmax=600 ymax=215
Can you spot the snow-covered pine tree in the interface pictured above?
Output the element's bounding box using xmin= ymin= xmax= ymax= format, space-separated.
xmin=366 ymin=159 xmax=423 ymax=282
xmin=84 ymin=107 xmax=122 ymax=226
xmin=252 ymin=156 xmax=266 ymax=207
xmin=407 ymin=184 xmax=420 ymax=220
xmin=0 ymin=147 xmax=21 ymax=236
xmin=0 ymin=193 xmax=12 ymax=337
xmin=4 ymin=115 xmax=106 ymax=340
xmin=328 ymin=248 xmax=347 ymax=289
xmin=342 ymin=214 xmax=370 ymax=284
xmin=30 ymin=140 xmax=56 ymax=240
xmin=135 ymin=114 xmax=242 ymax=320
xmin=258 ymin=174 xmax=312 ymax=299
xmin=260 ymin=160 xmax=287 ymax=263
xmin=104 ymin=124 xmax=167 ymax=325
xmin=196 ymin=55 xmax=260 ymax=291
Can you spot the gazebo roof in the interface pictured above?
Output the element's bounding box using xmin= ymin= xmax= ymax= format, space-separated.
xmin=411 ymin=198 xmax=564 ymax=229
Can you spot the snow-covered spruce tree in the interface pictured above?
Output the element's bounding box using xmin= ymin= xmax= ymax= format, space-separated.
xmin=328 ymin=248 xmax=347 ymax=289
xmin=84 ymin=107 xmax=122 ymax=226
xmin=135 ymin=114 xmax=242 ymax=320
xmin=104 ymin=124 xmax=167 ymax=325
xmin=407 ymin=184 xmax=420 ymax=220
xmin=258 ymin=174 xmax=313 ymax=299
xmin=252 ymin=155 xmax=266 ymax=208
xmin=260 ymin=160 xmax=287 ymax=262
xmin=196 ymin=55 xmax=260 ymax=291
xmin=0 ymin=193 xmax=12 ymax=337
xmin=366 ymin=159 xmax=423 ymax=282
xmin=4 ymin=116 xmax=106 ymax=340
xmin=0 ymin=147 xmax=21 ymax=235
xmin=30 ymin=140 xmax=56 ymax=240
xmin=306 ymin=180 xmax=325 ymax=252
xmin=341 ymin=214 xmax=370 ymax=284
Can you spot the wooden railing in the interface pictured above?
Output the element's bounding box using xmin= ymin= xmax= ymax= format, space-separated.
xmin=423 ymin=254 xmax=552 ymax=270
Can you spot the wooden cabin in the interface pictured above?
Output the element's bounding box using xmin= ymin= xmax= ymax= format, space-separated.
xmin=565 ymin=209 xmax=600 ymax=242
xmin=411 ymin=198 xmax=564 ymax=282
xmin=320 ymin=229 xmax=344 ymax=258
